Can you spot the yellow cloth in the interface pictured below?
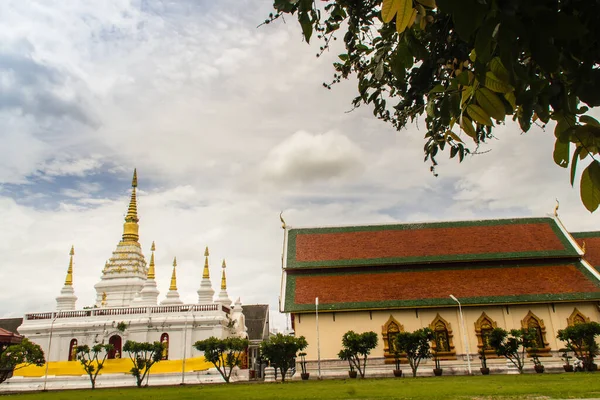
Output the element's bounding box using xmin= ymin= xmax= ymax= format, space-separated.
xmin=14 ymin=357 xmax=212 ymax=377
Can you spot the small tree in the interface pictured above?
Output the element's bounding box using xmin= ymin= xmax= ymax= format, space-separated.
xmin=0 ymin=339 xmax=45 ymax=384
xmin=489 ymin=328 xmax=536 ymax=374
xmin=557 ymin=321 xmax=600 ymax=371
xmin=194 ymin=337 xmax=249 ymax=383
xmin=336 ymin=331 xmax=378 ymax=378
xmin=259 ymin=333 xmax=307 ymax=382
xmin=298 ymin=352 xmax=308 ymax=375
xmin=75 ymin=343 xmax=114 ymax=389
xmin=123 ymin=340 xmax=163 ymax=387
xmin=394 ymin=328 xmax=433 ymax=377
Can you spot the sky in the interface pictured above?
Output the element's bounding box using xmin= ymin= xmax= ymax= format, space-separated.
xmin=1 ymin=0 xmax=599 ymax=331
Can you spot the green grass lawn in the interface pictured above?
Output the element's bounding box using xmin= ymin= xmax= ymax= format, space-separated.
xmin=3 ymin=374 xmax=600 ymax=400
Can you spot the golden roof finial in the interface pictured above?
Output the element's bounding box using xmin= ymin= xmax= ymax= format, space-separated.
xmin=64 ymin=245 xmax=74 ymax=286
xmin=220 ymin=259 xmax=227 ymax=290
xmin=202 ymin=249 xmax=210 ymax=279
xmin=122 ymin=169 xmax=140 ymax=242
xmin=132 ymin=168 xmax=138 ymax=188
xmin=279 ymin=211 xmax=286 ymax=230
xmin=583 ymin=240 xmax=587 ymax=254
xmin=554 ymin=198 xmax=560 ymax=217
xmin=148 ymin=241 xmax=156 ymax=279
xmin=169 ymin=257 xmax=178 ymax=291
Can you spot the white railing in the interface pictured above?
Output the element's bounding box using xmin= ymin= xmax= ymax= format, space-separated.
xmin=25 ymin=303 xmax=227 ymax=320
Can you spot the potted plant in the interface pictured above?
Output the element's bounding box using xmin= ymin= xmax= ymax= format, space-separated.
xmin=298 ymin=352 xmax=310 ymax=380
xmin=560 ymin=348 xmax=574 ymax=372
xmin=392 ymin=349 xmax=402 ymax=377
xmin=479 ymin=340 xmax=490 ymax=375
xmin=530 ymin=349 xmax=544 ymax=373
xmin=432 ymin=350 xmax=443 ymax=376
xmin=338 ymin=349 xmax=357 ymax=378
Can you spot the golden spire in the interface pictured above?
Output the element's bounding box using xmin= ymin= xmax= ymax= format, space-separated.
xmin=220 ymin=259 xmax=227 ymax=290
xmin=554 ymin=198 xmax=560 ymax=217
xmin=147 ymin=241 xmax=156 ymax=279
xmin=64 ymin=245 xmax=74 ymax=286
xmin=122 ymin=169 xmax=140 ymax=242
xmin=202 ymin=246 xmax=210 ymax=279
xmin=169 ymin=257 xmax=178 ymax=291
xmin=582 ymin=240 xmax=587 ymax=254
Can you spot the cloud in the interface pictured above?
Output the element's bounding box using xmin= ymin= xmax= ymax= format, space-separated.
xmin=260 ymin=130 xmax=364 ymax=185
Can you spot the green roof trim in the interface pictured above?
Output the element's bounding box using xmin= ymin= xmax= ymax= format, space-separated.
xmin=283 ymin=261 xmax=600 ymax=312
xmin=572 ymin=231 xmax=600 ymax=238
xmin=286 ymin=217 xmax=579 ymax=270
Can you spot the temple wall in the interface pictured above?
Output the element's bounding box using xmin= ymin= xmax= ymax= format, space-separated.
xmin=293 ymin=302 xmax=600 ymax=361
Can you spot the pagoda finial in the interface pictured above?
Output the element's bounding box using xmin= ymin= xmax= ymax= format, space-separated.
xmin=220 ymin=259 xmax=227 ymax=290
xmin=122 ymin=169 xmax=140 ymax=242
xmin=169 ymin=257 xmax=178 ymax=290
xmin=279 ymin=211 xmax=286 ymax=229
xmin=582 ymin=240 xmax=587 ymax=254
xmin=148 ymin=241 xmax=156 ymax=279
xmin=202 ymin=247 xmax=210 ymax=279
xmin=64 ymin=245 xmax=74 ymax=286
xmin=554 ymin=198 xmax=560 ymax=217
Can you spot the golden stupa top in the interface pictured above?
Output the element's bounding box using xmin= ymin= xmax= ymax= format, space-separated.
xmin=122 ymin=169 xmax=139 ymax=243
xmin=221 ymin=259 xmax=227 ymax=290
xmin=203 ymin=246 xmax=210 ymax=279
xmin=101 ymin=170 xmax=147 ymax=277
xmin=169 ymin=257 xmax=178 ymax=291
xmin=64 ymin=245 xmax=74 ymax=286
xmin=148 ymin=241 xmax=156 ymax=280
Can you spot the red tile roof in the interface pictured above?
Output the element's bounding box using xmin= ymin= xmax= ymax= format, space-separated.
xmin=287 ymin=218 xmax=578 ymax=269
xmin=573 ymin=233 xmax=600 ymax=270
xmin=0 ymin=327 xmax=22 ymax=344
xmin=285 ymin=263 xmax=600 ymax=312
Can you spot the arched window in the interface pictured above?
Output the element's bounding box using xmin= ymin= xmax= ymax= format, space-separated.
xmin=108 ymin=335 xmax=122 ymax=359
xmin=382 ymin=315 xmax=404 ymax=364
xmin=474 ymin=312 xmax=498 ymax=357
xmin=521 ymin=311 xmax=550 ymax=356
xmin=567 ymin=308 xmax=590 ymax=326
xmin=68 ymin=338 xmax=78 ymax=361
xmin=429 ymin=314 xmax=456 ymax=359
xmin=160 ymin=333 xmax=169 ymax=360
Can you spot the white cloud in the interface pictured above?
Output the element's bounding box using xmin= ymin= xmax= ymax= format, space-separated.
xmin=261 ymin=130 xmax=364 ymax=185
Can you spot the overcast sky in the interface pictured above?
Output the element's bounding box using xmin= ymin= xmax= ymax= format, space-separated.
xmin=1 ymin=1 xmax=599 ymax=330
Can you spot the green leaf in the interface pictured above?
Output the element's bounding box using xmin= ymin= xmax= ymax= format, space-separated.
xmin=396 ymin=0 xmax=413 ymax=33
xmin=375 ymin=61 xmax=384 ymax=80
xmin=474 ymin=20 xmax=497 ymax=64
xmin=475 ymin=88 xmax=506 ymax=120
xmin=429 ymin=84 xmax=445 ymax=94
xmin=504 ymin=92 xmax=516 ymax=111
xmin=382 ymin=0 xmax=400 ymax=23
xmin=338 ymin=54 xmax=349 ymax=61
xmin=484 ymin=72 xmax=513 ymax=93
xmin=298 ymin=11 xmax=313 ymax=43
xmin=460 ymin=115 xmax=477 ymax=138
xmin=489 ymin=57 xmax=510 ymax=83
xmin=571 ymin=146 xmax=583 ymax=186
xmin=580 ymin=115 xmax=600 ymax=127
xmin=553 ymin=139 xmax=569 ymax=168
xmin=467 ymin=104 xmax=493 ymax=126
xmin=426 ymin=100 xmax=436 ymax=117
xmin=580 ymin=161 xmax=600 ymax=212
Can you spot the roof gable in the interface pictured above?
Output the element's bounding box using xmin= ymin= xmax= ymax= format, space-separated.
xmin=286 ymin=218 xmax=580 ymax=270
xmin=573 ymin=232 xmax=600 ymax=271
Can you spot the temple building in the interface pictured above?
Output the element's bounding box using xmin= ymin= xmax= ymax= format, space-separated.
xmin=13 ymin=170 xmax=248 ymax=383
xmin=281 ymin=215 xmax=600 ymax=374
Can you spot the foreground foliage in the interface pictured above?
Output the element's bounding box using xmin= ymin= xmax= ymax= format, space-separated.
xmin=259 ymin=333 xmax=307 ymax=382
xmin=557 ymin=321 xmax=600 ymax=371
xmin=0 ymin=339 xmax=44 ymax=384
xmin=8 ymin=374 xmax=600 ymax=400
xmin=489 ymin=328 xmax=536 ymax=374
xmin=394 ymin=327 xmax=434 ymax=377
xmin=122 ymin=340 xmax=163 ymax=388
xmin=194 ymin=337 xmax=249 ymax=383
xmin=268 ymin=0 xmax=600 ymax=211
xmin=75 ymin=343 xmax=113 ymax=389
xmin=337 ymin=330 xmax=378 ymax=378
